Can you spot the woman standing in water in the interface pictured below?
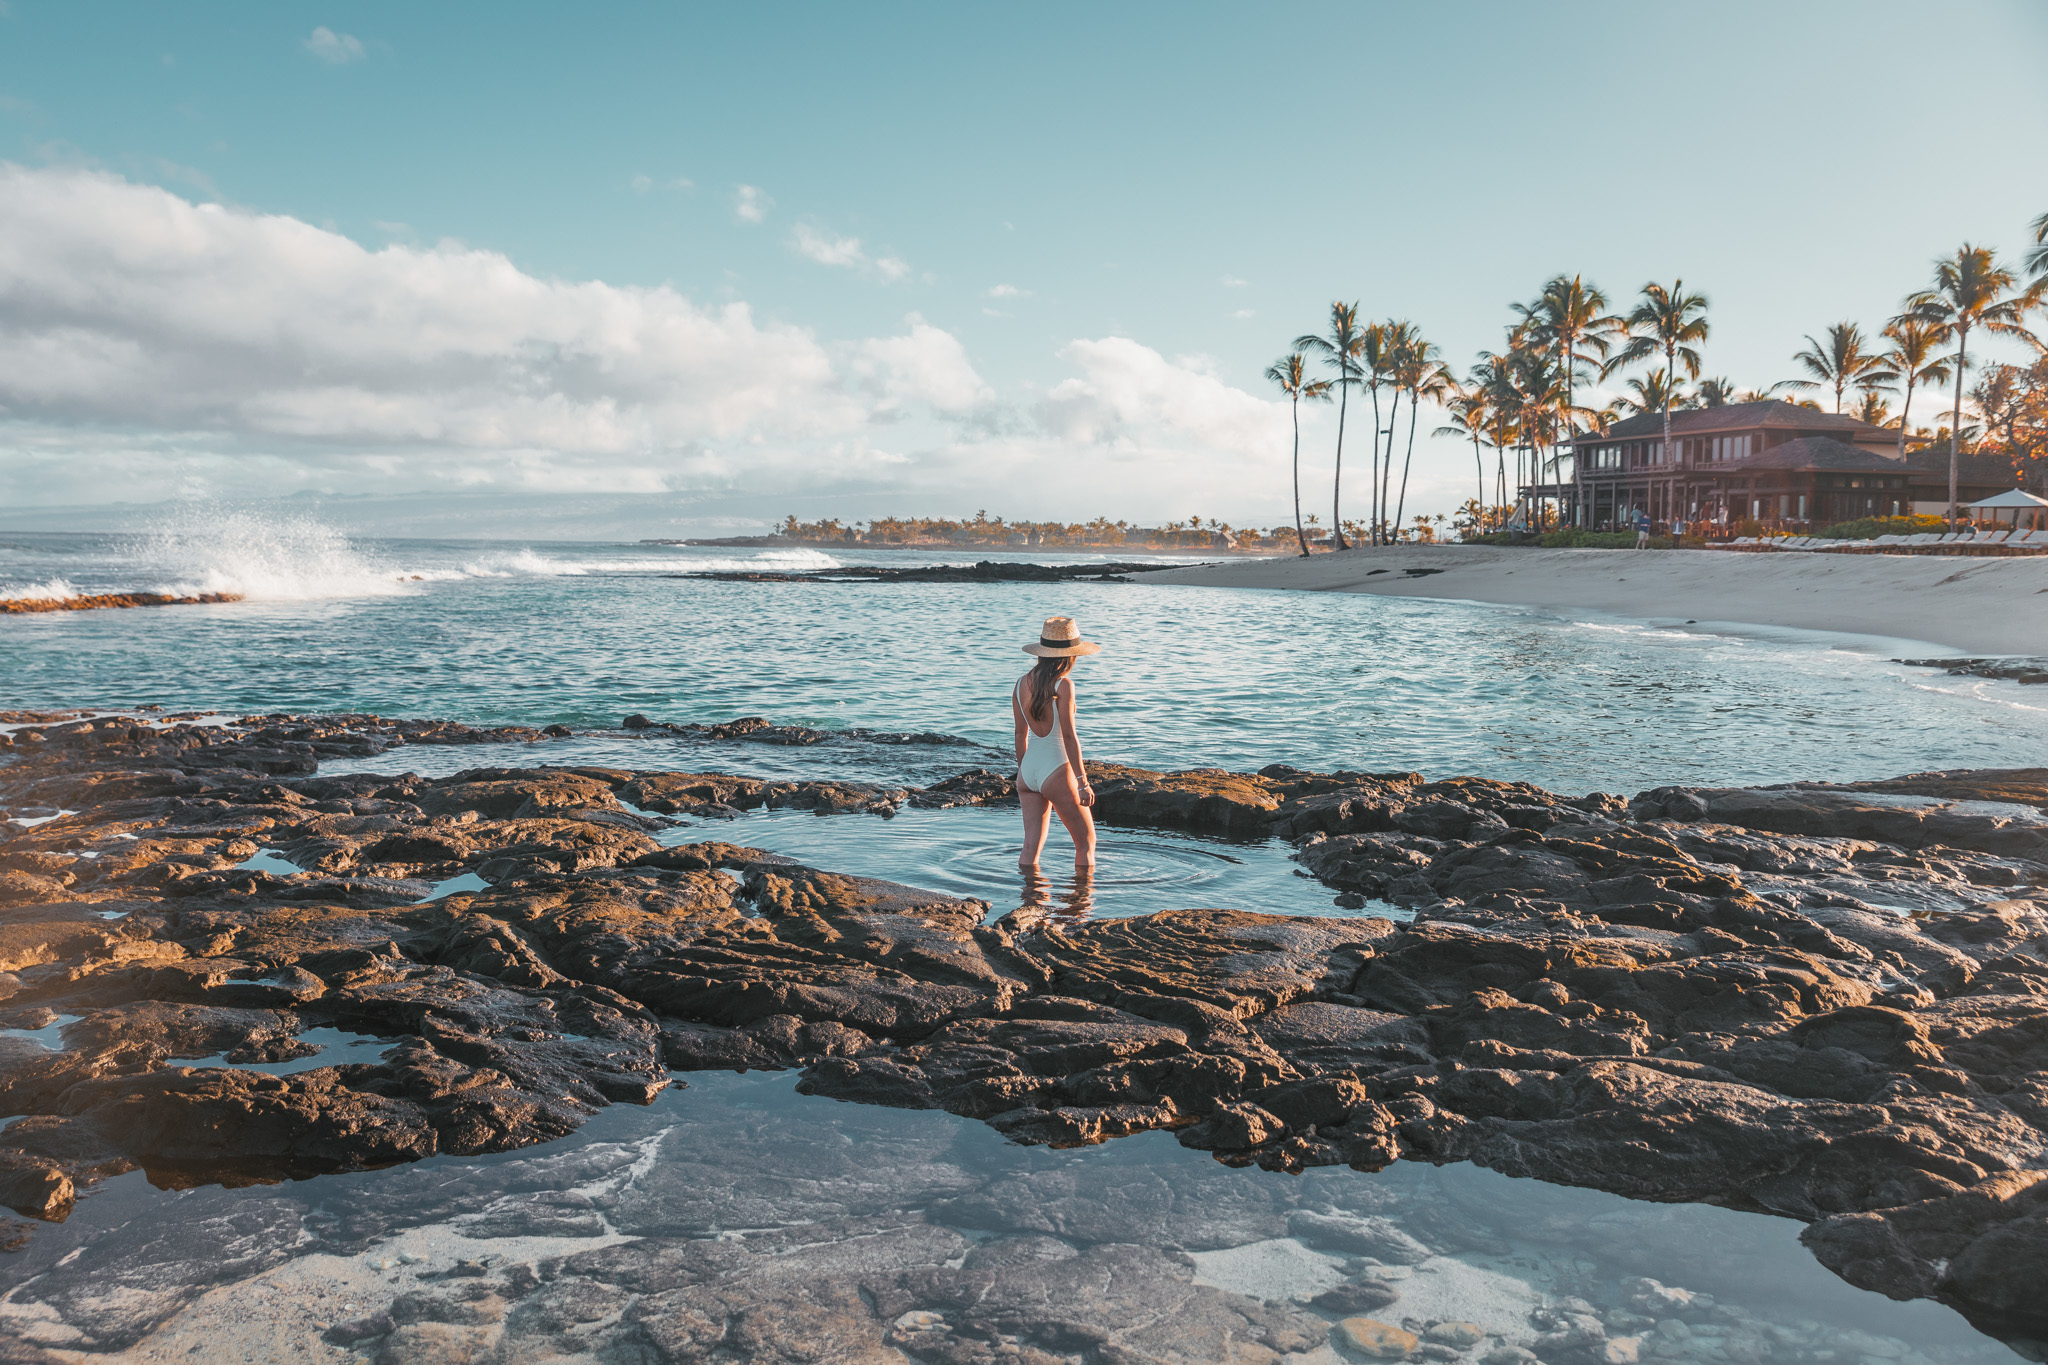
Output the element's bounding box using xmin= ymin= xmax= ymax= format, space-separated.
xmin=1013 ymin=615 xmax=1098 ymax=871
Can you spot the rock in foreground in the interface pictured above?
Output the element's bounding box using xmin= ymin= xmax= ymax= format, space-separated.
xmin=2 ymin=711 xmax=2047 ymax=1345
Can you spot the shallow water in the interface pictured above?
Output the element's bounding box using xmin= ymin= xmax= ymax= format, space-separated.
xmin=699 ymin=805 xmax=1378 ymax=921
xmin=0 ymin=1072 xmax=2015 ymax=1361
xmin=5 ymin=529 xmax=2048 ymax=795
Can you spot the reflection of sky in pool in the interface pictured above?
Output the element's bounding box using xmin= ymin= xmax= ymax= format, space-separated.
xmin=180 ymin=1027 xmax=399 ymax=1075
xmin=0 ymin=1071 xmax=2014 ymax=1361
xmin=697 ymin=804 xmax=1393 ymax=921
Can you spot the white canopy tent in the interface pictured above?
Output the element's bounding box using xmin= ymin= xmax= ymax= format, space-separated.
xmin=1964 ymin=488 xmax=2048 ymax=529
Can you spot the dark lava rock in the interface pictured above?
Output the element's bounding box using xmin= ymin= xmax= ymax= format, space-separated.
xmin=5 ymin=710 xmax=2048 ymax=1341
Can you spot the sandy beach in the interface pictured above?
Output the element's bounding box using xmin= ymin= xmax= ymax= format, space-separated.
xmin=1151 ymin=545 xmax=2048 ymax=655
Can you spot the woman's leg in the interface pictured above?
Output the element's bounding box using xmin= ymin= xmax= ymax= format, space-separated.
xmin=1019 ymin=786 xmax=1053 ymax=868
xmin=1040 ymin=764 xmax=1097 ymax=870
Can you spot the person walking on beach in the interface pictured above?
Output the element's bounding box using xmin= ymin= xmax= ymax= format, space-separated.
xmin=1013 ymin=615 xmax=1098 ymax=871
xmin=1635 ymin=508 xmax=1652 ymax=549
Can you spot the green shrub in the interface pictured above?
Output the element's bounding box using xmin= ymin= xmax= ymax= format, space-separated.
xmin=1812 ymin=514 xmax=1945 ymax=541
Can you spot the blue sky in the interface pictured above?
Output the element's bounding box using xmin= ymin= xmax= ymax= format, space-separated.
xmin=1 ymin=1 xmax=2044 ymax=533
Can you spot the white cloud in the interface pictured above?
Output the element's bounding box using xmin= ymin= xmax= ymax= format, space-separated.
xmin=1037 ymin=337 xmax=1284 ymax=460
xmin=1231 ymin=308 xmax=1255 ymax=320
xmin=0 ymin=165 xmax=989 ymax=502
xmin=0 ymin=165 xmax=1333 ymax=521
xmin=790 ymin=224 xmax=910 ymax=282
xmin=987 ymin=283 xmax=1027 ymax=298
xmin=791 ymin=224 xmax=865 ymax=268
xmin=631 ymin=174 xmax=653 ymax=194
xmin=303 ymin=27 xmax=365 ymax=64
xmin=733 ymin=184 xmax=770 ymax=223
xmin=850 ymin=315 xmax=992 ymax=417
xmin=1220 ymin=275 xmax=1248 ymax=288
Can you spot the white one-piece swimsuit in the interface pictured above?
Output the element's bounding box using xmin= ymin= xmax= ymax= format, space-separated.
xmin=1014 ymin=677 xmax=1069 ymax=794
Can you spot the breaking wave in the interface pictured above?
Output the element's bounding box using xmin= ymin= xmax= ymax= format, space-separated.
xmin=113 ymin=508 xmax=846 ymax=601
xmin=446 ymin=548 xmax=844 ymax=576
xmin=141 ymin=509 xmax=413 ymax=601
xmin=0 ymin=577 xmax=79 ymax=602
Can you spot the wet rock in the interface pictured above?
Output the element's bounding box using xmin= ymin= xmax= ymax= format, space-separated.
xmin=8 ymin=713 xmax=2048 ymax=1338
xmin=1311 ymin=1278 xmax=1400 ymax=1313
xmin=1335 ymin=1316 xmax=1419 ymax=1358
xmin=1289 ymin=1210 xmax=1433 ymax=1263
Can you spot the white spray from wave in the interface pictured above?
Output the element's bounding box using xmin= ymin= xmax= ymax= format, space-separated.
xmin=140 ymin=507 xmax=414 ymax=602
xmin=0 ymin=577 xmax=80 ymax=602
xmin=443 ymin=547 xmax=846 ymax=576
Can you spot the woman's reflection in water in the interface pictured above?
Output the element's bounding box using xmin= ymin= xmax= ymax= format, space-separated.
xmin=1010 ymin=864 xmax=1095 ymax=928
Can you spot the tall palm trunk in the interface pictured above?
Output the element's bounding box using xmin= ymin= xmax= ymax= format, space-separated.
xmin=1395 ymin=387 xmax=1420 ymax=538
xmin=1331 ymin=374 xmax=1352 ymax=550
xmin=1366 ymin=383 xmax=1384 ymax=546
xmin=1381 ymin=386 xmax=1401 ymax=543
xmin=1897 ymin=375 xmax=1916 ymax=461
xmin=1660 ymin=344 xmax=1676 ymax=514
xmin=1948 ymin=322 xmax=1969 ymax=528
xmin=1472 ymin=435 xmax=1485 ymax=534
xmin=1291 ymin=394 xmax=1308 ymax=557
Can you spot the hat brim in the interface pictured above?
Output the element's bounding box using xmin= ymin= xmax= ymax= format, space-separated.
xmin=1023 ymin=640 xmax=1100 ymax=657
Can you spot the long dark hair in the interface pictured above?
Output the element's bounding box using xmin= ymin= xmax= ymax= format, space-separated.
xmin=1024 ymin=655 xmax=1073 ymax=726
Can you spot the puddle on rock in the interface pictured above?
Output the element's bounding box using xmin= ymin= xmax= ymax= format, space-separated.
xmin=0 ymin=1071 xmax=2017 ymax=1362
xmin=0 ymin=1015 xmax=82 ymax=1051
xmin=703 ymin=804 xmax=1400 ymax=921
xmin=415 ymin=872 xmax=490 ymax=902
xmin=232 ymin=849 xmax=301 ymax=876
xmin=180 ymin=1027 xmax=400 ymax=1076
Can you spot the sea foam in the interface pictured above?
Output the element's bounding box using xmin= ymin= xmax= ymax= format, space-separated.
xmin=0 ymin=577 xmax=80 ymax=602
xmin=140 ymin=508 xmax=413 ymax=601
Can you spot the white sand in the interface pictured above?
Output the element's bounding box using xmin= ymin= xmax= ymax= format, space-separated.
xmin=1150 ymin=545 xmax=2048 ymax=655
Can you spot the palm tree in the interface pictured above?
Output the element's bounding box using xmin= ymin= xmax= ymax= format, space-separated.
xmin=1295 ymin=303 xmax=1366 ymax=550
xmin=1356 ymin=322 xmax=1396 ymax=543
xmin=1852 ymin=390 xmax=1892 ymax=427
xmin=1877 ymin=315 xmax=1954 ymax=460
xmin=1785 ymin=322 xmax=1894 ymax=414
xmin=2028 ymin=211 xmax=2048 ymax=282
xmin=1391 ymin=328 xmax=1447 ymax=537
xmin=1266 ymin=352 xmax=1332 ymax=558
xmin=1608 ymin=280 xmax=1710 ymax=476
xmin=1902 ymin=245 xmax=2031 ymax=525
xmin=1472 ymin=353 xmax=1522 ymax=520
xmin=1434 ymin=382 xmax=1491 ymax=533
xmin=1696 ymin=376 xmax=1738 ymax=408
xmin=1513 ymin=275 xmax=1620 ymax=500
xmin=1615 ymin=369 xmax=1687 ymax=416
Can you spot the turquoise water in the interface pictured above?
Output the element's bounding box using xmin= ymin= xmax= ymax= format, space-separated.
xmin=4 ymin=526 xmax=2046 ymax=796
xmin=2 ymin=522 xmax=2041 ymax=1355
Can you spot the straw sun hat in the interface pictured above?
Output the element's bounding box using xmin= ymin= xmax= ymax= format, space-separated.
xmin=1023 ymin=616 xmax=1101 ymax=658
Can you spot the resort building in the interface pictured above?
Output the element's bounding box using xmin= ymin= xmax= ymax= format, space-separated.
xmin=1562 ymin=401 xmax=1909 ymax=531
xmin=1903 ymin=445 xmax=2036 ymax=515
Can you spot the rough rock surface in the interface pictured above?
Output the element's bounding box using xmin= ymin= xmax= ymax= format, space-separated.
xmin=2 ymin=712 xmax=2047 ymax=1345
xmin=0 ymin=592 xmax=242 ymax=615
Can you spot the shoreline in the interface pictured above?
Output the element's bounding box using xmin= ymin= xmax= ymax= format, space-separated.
xmin=1145 ymin=545 xmax=2048 ymax=656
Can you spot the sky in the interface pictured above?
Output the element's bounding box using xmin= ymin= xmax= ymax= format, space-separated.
xmin=0 ymin=1 xmax=2045 ymax=537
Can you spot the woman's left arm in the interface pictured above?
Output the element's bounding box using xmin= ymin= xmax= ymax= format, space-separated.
xmin=1057 ymin=678 xmax=1092 ymax=806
